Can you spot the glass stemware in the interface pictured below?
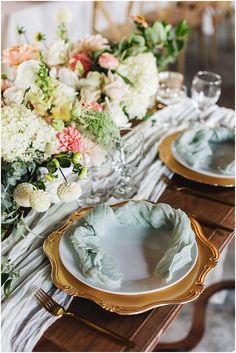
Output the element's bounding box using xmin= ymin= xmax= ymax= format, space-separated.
xmin=112 ymin=128 xmax=144 ymax=199
xmin=191 ymin=71 xmax=222 ymax=124
xmin=85 ymin=153 xmax=114 ymax=205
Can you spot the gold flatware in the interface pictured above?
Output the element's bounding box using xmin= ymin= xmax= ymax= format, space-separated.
xmin=35 ymin=289 xmax=135 ymax=348
xmin=160 ymin=173 xmax=235 ymax=206
xmin=190 ymin=214 xmax=234 ymax=233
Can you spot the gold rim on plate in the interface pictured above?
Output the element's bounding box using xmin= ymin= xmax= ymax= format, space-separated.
xmin=159 ymin=131 xmax=235 ymax=187
xmin=44 ymin=201 xmax=219 ymax=315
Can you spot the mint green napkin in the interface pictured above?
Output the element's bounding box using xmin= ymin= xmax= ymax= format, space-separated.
xmin=174 ymin=127 xmax=235 ymax=175
xmin=71 ymin=201 xmax=196 ymax=288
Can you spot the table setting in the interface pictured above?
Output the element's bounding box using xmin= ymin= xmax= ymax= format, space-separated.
xmin=1 ymin=10 xmax=235 ymax=353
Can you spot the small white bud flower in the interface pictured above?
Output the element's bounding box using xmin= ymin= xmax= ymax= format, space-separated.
xmin=29 ymin=190 xmax=51 ymax=212
xmin=57 ymin=182 xmax=82 ymax=202
xmin=13 ymin=183 xmax=35 ymax=207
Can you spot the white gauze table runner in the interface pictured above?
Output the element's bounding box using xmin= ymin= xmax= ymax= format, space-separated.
xmin=1 ymin=98 xmax=235 ymax=352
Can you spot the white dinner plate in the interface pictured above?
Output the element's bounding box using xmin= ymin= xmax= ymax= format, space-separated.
xmin=171 ymin=139 xmax=234 ymax=179
xmin=59 ymin=217 xmax=198 ymax=295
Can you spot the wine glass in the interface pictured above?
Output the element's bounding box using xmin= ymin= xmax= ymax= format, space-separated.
xmin=85 ymin=153 xmax=114 ymax=205
xmin=191 ymin=71 xmax=222 ymax=123
xmin=156 ymin=72 xmax=187 ymax=129
xmin=112 ymin=128 xmax=144 ymax=199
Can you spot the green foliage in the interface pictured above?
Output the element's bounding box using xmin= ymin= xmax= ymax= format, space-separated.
xmin=114 ymin=19 xmax=190 ymax=70
xmin=1 ymin=160 xmax=36 ymax=239
xmin=77 ymin=109 xmax=119 ymax=148
xmin=57 ymin=22 xmax=68 ymax=42
xmin=1 ymin=259 xmax=20 ymax=298
xmin=35 ymin=52 xmax=53 ymax=102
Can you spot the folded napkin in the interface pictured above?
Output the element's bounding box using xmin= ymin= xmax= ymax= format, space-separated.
xmin=174 ymin=127 xmax=235 ymax=175
xmin=71 ymin=201 xmax=196 ymax=287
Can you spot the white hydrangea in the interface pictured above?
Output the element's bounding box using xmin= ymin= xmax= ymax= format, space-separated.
xmin=1 ymin=104 xmax=59 ymax=163
xmin=118 ymin=53 xmax=159 ymax=119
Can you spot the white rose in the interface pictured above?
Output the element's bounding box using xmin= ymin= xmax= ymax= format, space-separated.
xmin=103 ymin=71 xmax=129 ymax=102
xmin=78 ymin=71 xmax=103 ymax=102
xmin=58 ymin=67 xmax=80 ymax=90
xmin=104 ymin=97 xmax=130 ymax=128
xmin=15 ymin=60 xmax=40 ymax=90
xmin=46 ymin=40 xmax=69 ymax=66
xmin=3 ymin=86 xmax=25 ymax=104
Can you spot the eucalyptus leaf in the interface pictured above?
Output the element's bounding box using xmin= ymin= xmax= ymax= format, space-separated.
xmin=3 ymin=279 xmax=12 ymax=297
xmin=12 ymin=220 xmax=26 ymax=241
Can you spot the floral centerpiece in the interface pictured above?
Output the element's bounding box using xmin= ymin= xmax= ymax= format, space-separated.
xmin=1 ymin=14 xmax=189 ymax=295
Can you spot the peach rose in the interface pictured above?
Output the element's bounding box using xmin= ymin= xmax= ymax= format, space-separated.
xmin=2 ymin=44 xmax=40 ymax=68
xmin=98 ymin=53 xmax=118 ymax=70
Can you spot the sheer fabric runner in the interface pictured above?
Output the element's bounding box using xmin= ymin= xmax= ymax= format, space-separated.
xmin=1 ymin=98 xmax=235 ymax=352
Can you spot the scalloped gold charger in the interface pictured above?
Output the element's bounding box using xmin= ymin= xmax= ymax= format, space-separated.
xmin=159 ymin=131 xmax=235 ymax=187
xmin=43 ymin=201 xmax=219 ymax=315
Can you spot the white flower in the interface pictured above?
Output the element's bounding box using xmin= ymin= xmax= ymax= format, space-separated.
xmin=57 ymin=182 xmax=82 ymax=202
xmin=55 ymin=7 xmax=72 ymax=24
xmin=58 ymin=68 xmax=80 ymax=89
xmin=103 ymin=97 xmax=130 ymax=128
xmin=73 ymin=34 xmax=109 ymax=54
xmin=46 ymin=40 xmax=69 ymax=67
xmin=29 ymin=189 xmax=51 ymax=212
xmin=50 ymin=80 xmax=77 ymax=121
xmin=13 ymin=183 xmax=35 ymax=207
xmin=49 ymin=67 xmax=58 ymax=78
xmin=78 ymin=71 xmax=103 ymax=102
xmin=118 ymin=53 xmax=159 ymax=119
xmin=103 ymin=71 xmax=129 ymax=102
xmin=3 ymin=86 xmax=25 ymax=104
xmin=15 ymin=60 xmax=40 ymax=90
xmin=1 ymin=104 xmax=59 ymax=163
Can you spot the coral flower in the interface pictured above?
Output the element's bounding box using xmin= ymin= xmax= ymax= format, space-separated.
xmin=2 ymin=44 xmax=40 ymax=68
xmin=69 ymin=53 xmax=91 ymax=76
xmin=56 ymin=126 xmax=84 ymax=153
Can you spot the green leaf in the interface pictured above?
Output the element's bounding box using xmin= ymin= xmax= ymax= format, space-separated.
xmin=131 ymin=34 xmax=145 ymax=47
xmin=4 ymin=279 xmax=12 ymax=297
xmin=12 ymin=221 xmax=26 ymax=241
xmin=175 ymin=20 xmax=190 ymax=38
xmin=1 ymin=272 xmax=10 ymax=285
xmin=58 ymin=157 xmax=71 ymax=168
xmin=36 ymin=180 xmax=46 ymax=191
xmin=152 ymin=21 xmax=167 ymax=42
xmin=114 ymin=71 xmax=133 ymax=86
xmin=176 ymin=39 xmax=184 ymax=52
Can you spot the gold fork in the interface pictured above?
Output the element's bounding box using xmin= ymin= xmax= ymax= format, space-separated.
xmin=160 ymin=173 xmax=234 ymax=206
xmin=35 ymin=289 xmax=135 ymax=348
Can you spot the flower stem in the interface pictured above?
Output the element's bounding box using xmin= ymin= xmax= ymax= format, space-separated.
xmin=59 ymin=168 xmax=68 ymax=182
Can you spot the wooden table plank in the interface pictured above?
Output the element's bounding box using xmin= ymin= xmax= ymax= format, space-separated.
xmin=33 ymin=176 xmax=234 ymax=352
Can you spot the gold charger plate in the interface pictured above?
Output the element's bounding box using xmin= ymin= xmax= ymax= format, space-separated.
xmin=44 ymin=201 xmax=219 ymax=315
xmin=159 ymin=131 xmax=235 ymax=187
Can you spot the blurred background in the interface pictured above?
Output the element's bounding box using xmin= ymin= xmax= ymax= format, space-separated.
xmin=1 ymin=1 xmax=235 ymax=351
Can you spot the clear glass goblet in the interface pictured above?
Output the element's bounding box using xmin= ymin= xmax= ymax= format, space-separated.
xmin=112 ymin=128 xmax=144 ymax=199
xmin=85 ymin=153 xmax=114 ymax=205
xmin=191 ymin=71 xmax=222 ymax=124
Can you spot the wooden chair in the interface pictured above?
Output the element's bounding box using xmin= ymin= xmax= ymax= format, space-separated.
xmin=155 ymin=280 xmax=235 ymax=352
xmin=92 ymin=1 xmax=136 ymax=42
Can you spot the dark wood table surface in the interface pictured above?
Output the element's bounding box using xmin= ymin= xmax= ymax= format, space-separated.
xmin=33 ymin=174 xmax=235 ymax=352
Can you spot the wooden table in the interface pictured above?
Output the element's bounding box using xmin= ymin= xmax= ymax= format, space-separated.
xmin=33 ymin=174 xmax=235 ymax=352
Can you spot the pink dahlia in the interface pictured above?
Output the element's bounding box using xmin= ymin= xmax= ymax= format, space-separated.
xmin=56 ymin=127 xmax=84 ymax=153
xmin=2 ymin=44 xmax=40 ymax=67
